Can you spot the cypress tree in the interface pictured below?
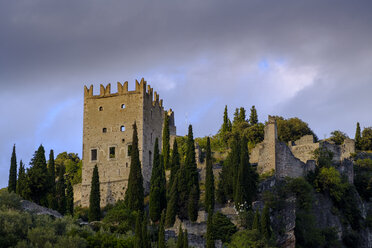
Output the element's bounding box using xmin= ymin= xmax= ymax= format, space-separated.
xmin=163 ymin=113 xmax=170 ymax=169
xmin=206 ymin=210 xmax=215 ymax=248
xmin=205 ymin=137 xmax=215 ymax=212
xmin=185 ymin=125 xmax=199 ymax=220
xmin=234 ymin=137 xmax=250 ymax=209
xmin=8 ymin=144 xmax=17 ymax=193
xmin=249 ymin=105 xmax=258 ymax=125
xmin=57 ymin=165 xmax=66 ymax=215
xmin=261 ymin=205 xmax=271 ymax=240
xmin=89 ymin=164 xmax=100 ymax=221
xmin=166 ymin=175 xmax=178 ymax=227
xmin=142 ymin=213 xmax=150 ymax=248
xmin=252 ymin=209 xmax=260 ymax=231
xmin=188 ymin=184 xmax=199 ymax=222
xmin=177 ymin=224 xmax=184 ymax=248
xmin=233 ymin=108 xmax=240 ymax=125
xmin=221 ymin=105 xmax=232 ymax=133
xmin=124 ymin=122 xmax=144 ymax=212
xmin=177 ymin=165 xmax=189 ymax=219
xmin=16 ymin=160 xmax=26 ymax=197
xmin=150 ymin=138 xmax=162 ymax=222
xmin=159 ymin=154 xmax=167 ymax=216
xmin=25 ymin=145 xmax=49 ymax=205
xmin=47 ymin=149 xmax=57 ymax=210
xmin=158 ymin=210 xmax=166 ymax=248
xmin=134 ymin=212 xmax=143 ymax=248
xmin=168 ymin=139 xmax=180 ymax=196
xmin=355 ymin=122 xmax=361 ymax=150
xmin=183 ymin=229 xmax=189 ymax=248
xmin=66 ymin=180 xmax=74 ymax=215
xmin=239 ymin=107 xmax=246 ymax=122
xmin=231 ymin=134 xmax=240 ymax=197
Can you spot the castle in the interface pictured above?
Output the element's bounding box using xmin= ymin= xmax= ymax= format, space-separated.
xmin=80 ymin=79 xmax=176 ymax=207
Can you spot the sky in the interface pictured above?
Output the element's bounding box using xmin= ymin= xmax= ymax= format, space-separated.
xmin=1 ymin=0 xmax=372 ymax=188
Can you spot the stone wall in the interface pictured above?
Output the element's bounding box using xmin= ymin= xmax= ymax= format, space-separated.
xmin=275 ymin=142 xmax=306 ymax=178
xmin=81 ymin=79 xmax=175 ymax=207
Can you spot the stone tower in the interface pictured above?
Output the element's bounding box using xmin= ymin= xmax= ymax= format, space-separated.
xmin=81 ymin=78 xmax=176 ymax=207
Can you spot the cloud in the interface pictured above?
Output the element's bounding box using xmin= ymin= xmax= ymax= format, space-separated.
xmin=1 ymin=0 xmax=372 ymax=187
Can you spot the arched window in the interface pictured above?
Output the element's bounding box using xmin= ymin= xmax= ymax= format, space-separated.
xmin=121 ymin=104 xmax=126 ymax=109
xmin=120 ymin=125 xmax=125 ymax=132
xmin=99 ymin=106 xmax=103 ymax=111
xmin=103 ymin=128 xmax=107 ymax=133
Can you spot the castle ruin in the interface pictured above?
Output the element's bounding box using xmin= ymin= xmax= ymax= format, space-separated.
xmin=80 ymin=78 xmax=176 ymax=207
xmin=250 ymin=116 xmax=355 ymax=182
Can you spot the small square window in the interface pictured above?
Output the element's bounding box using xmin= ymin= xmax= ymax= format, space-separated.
xmin=120 ymin=125 xmax=125 ymax=132
xmin=109 ymin=147 xmax=115 ymax=159
xmin=121 ymin=104 xmax=126 ymax=109
xmin=99 ymin=106 xmax=103 ymax=111
xmin=103 ymin=128 xmax=107 ymax=133
xmin=91 ymin=149 xmax=97 ymax=161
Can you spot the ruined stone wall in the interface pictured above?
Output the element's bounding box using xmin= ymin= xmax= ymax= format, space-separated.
xmin=256 ymin=116 xmax=277 ymax=174
xmin=275 ymin=142 xmax=306 ymax=178
xmin=81 ymin=79 xmax=173 ymax=207
xmin=288 ymin=135 xmax=320 ymax=163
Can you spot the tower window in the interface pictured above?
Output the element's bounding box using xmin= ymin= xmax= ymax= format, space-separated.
xmin=120 ymin=125 xmax=125 ymax=132
xmin=109 ymin=147 xmax=116 ymax=159
xmin=103 ymin=128 xmax=107 ymax=133
xmin=91 ymin=149 xmax=97 ymax=161
xmin=121 ymin=104 xmax=126 ymax=109
xmin=99 ymin=106 xmax=103 ymax=111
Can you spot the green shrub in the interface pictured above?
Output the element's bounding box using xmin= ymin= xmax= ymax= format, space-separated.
xmin=212 ymin=212 xmax=237 ymax=243
xmin=0 ymin=210 xmax=32 ymax=247
xmin=228 ymin=229 xmax=275 ymax=248
xmin=0 ymin=190 xmax=22 ymax=210
xmin=103 ymin=202 xmax=137 ymax=234
xmin=74 ymin=206 xmax=89 ymax=221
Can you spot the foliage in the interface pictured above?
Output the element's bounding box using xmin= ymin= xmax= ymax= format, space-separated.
xmin=244 ymin=123 xmax=265 ymax=146
xmin=57 ymin=165 xmax=67 ymax=215
xmin=205 ymin=137 xmax=215 ymax=212
xmin=0 ymin=191 xmax=22 ymax=210
xmin=314 ymin=167 xmax=347 ymax=202
xmin=312 ymin=147 xmax=333 ymax=168
xmin=274 ymin=116 xmax=318 ymax=143
xmin=16 ymin=160 xmax=27 ymax=198
xmin=252 ymin=209 xmax=260 ymax=231
xmin=55 ymin=152 xmax=82 ymax=185
xmin=158 ymin=211 xmax=166 ymax=248
xmin=124 ymin=122 xmax=144 ymax=212
xmin=212 ymin=212 xmax=237 ymax=243
xmin=24 ymin=145 xmax=49 ymax=206
xmin=329 ymin=130 xmax=348 ymax=145
xmin=228 ymin=229 xmax=275 ymax=248
xmin=354 ymin=158 xmax=372 ymax=201
xmin=8 ymin=144 xmax=17 ymax=193
xmin=355 ymin=122 xmax=361 ymax=150
xmin=206 ymin=210 xmax=215 ymax=248
xmin=150 ymin=138 xmax=166 ymax=222
xmin=360 ymin=127 xmax=372 ymax=151
xmin=261 ymin=205 xmax=271 ymax=240
xmin=103 ymin=201 xmax=137 ymax=234
xmin=183 ymin=229 xmax=189 ymax=248
xmin=89 ymin=164 xmax=101 ymax=221
xmin=66 ymin=180 xmax=74 ymax=215
xmin=249 ymin=105 xmax=258 ymax=125
xmin=187 ymin=184 xmax=199 ymax=222
xmin=176 ymin=224 xmax=184 ymax=248
xmin=165 ymin=175 xmax=178 ymax=227
xmin=142 ymin=213 xmax=150 ymax=248
xmin=163 ymin=112 xmax=170 ymax=169
xmin=47 ymin=150 xmax=58 ymax=210
xmin=238 ymin=208 xmax=254 ymax=229
xmin=73 ymin=206 xmax=89 ymax=222
xmin=134 ymin=211 xmax=142 ymax=248
xmin=168 ymin=139 xmax=180 ymax=197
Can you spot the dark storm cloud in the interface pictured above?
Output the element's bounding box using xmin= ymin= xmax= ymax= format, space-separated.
xmin=1 ymin=0 xmax=372 ymax=187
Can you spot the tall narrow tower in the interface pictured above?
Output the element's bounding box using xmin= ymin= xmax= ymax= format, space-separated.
xmin=81 ymin=78 xmax=176 ymax=207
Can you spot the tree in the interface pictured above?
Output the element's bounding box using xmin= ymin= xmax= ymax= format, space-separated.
xmin=168 ymin=139 xmax=180 ymax=196
xmin=188 ymin=184 xmax=199 ymax=222
xmin=56 ymin=165 xmax=66 ymax=215
xmin=177 ymin=224 xmax=184 ymax=248
xmin=239 ymin=107 xmax=246 ymax=123
xmin=330 ymin=130 xmax=348 ymax=145
xmin=183 ymin=228 xmax=189 ymax=248
xmin=134 ymin=212 xmax=143 ymax=248
xmin=142 ymin=213 xmax=150 ymax=248
xmin=150 ymin=138 xmax=166 ymax=222
xmin=233 ymin=108 xmax=240 ymax=125
xmin=24 ymin=145 xmax=49 ymax=206
xmin=205 ymin=137 xmax=215 ymax=212
xmin=66 ymin=180 xmax=74 ymax=215
xmin=8 ymin=144 xmax=17 ymax=193
xmin=249 ymin=105 xmax=258 ymax=125
xmin=163 ymin=112 xmax=170 ymax=169
xmin=16 ymin=160 xmax=26 ymax=197
xmin=89 ymin=164 xmax=100 ymax=221
xmin=231 ymin=134 xmax=240 ymax=198
xmin=158 ymin=210 xmax=166 ymax=248
xmin=48 ymin=150 xmax=58 ymax=210
xmin=361 ymin=127 xmax=372 ymax=151
xmin=261 ymin=205 xmax=271 ymax=240
xmin=355 ymin=122 xmax=361 ymax=150
xmin=166 ymin=175 xmax=178 ymax=227
xmin=221 ymin=105 xmax=232 ymax=133
xmin=124 ymin=122 xmax=144 ymax=212
xmin=212 ymin=212 xmax=237 ymax=243
xmin=275 ymin=116 xmax=318 ymax=143
xmin=206 ymin=210 xmax=215 ymax=248
xmin=252 ymin=209 xmax=260 ymax=231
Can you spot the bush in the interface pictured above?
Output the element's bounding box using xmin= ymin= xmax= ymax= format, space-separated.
xmin=212 ymin=212 xmax=237 ymax=243
xmin=314 ymin=167 xmax=347 ymax=202
xmin=228 ymin=229 xmax=274 ymax=248
xmin=0 ymin=190 xmax=22 ymax=210
xmin=74 ymin=206 xmax=89 ymax=221
xmin=103 ymin=202 xmax=137 ymax=234
xmin=0 ymin=210 xmax=32 ymax=247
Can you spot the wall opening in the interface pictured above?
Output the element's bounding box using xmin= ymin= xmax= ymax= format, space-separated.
xmin=109 ymin=147 xmax=116 ymax=159
xmin=120 ymin=125 xmax=125 ymax=132
xmin=99 ymin=106 xmax=103 ymax=111
xmin=103 ymin=128 xmax=107 ymax=133
xmin=91 ymin=149 xmax=97 ymax=161
xmin=128 ymin=144 xmax=132 ymax=157
xmin=121 ymin=104 xmax=126 ymax=109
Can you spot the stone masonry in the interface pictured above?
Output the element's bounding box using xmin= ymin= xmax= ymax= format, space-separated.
xmin=80 ymin=78 xmax=176 ymax=207
xmin=250 ymin=116 xmax=355 ymax=180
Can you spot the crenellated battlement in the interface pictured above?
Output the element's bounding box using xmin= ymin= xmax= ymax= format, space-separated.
xmin=84 ymin=78 xmax=164 ymax=108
